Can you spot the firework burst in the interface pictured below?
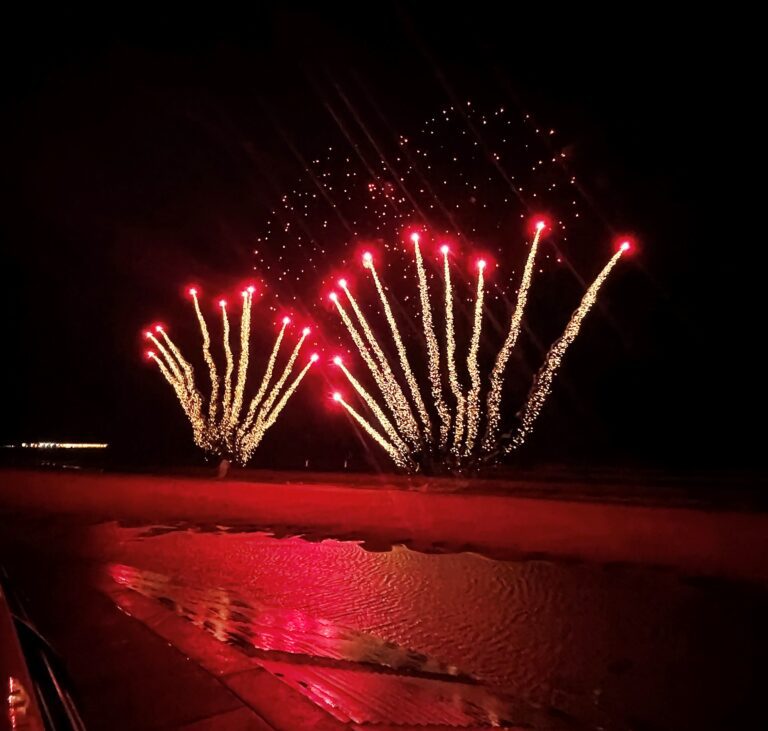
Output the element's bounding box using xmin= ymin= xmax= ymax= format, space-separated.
xmin=144 ymin=286 xmax=317 ymax=464
xmin=329 ymin=223 xmax=630 ymax=473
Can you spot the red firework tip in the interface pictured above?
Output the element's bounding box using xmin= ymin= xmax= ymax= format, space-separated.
xmin=310 ymin=353 xmax=319 ymax=362
xmin=440 ymin=244 xmax=450 ymax=255
xmin=409 ymin=232 xmax=420 ymax=244
xmin=338 ymin=278 xmax=347 ymax=288
xmin=219 ymin=299 xmax=227 ymax=307
xmin=154 ymin=324 xmax=164 ymax=333
xmin=619 ymin=240 xmax=632 ymax=252
xmin=302 ymin=326 xmax=311 ymax=336
xmin=333 ymin=355 xmax=343 ymax=366
xmin=282 ymin=316 xmax=291 ymax=325
xmin=329 ymin=291 xmax=338 ymax=302
xmin=247 ymin=285 xmax=256 ymax=293
xmin=332 ymin=392 xmax=342 ymax=402
xmin=146 ymin=350 xmax=155 ymax=359
xmin=362 ymin=251 xmax=373 ymax=264
xmin=535 ymin=220 xmax=546 ymax=231
xmin=144 ymin=330 xmax=152 ymax=339
xmin=188 ymin=287 xmax=198 ymax=296
xmin=477 ymin=259 xmax=487 ymax=270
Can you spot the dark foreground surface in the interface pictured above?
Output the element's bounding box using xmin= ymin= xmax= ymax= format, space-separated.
xmin=1 ymin=469 xmax=766 ymax=730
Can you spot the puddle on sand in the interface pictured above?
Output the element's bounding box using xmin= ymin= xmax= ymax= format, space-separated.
xmin=102 ymin=522 xmax=766 ymax=731
xmin=109 ymin=563 xmax=575 ymax=729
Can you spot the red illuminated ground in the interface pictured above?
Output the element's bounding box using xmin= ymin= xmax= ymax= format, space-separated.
xmin=1 ymin=469 xmax=766 ymax=730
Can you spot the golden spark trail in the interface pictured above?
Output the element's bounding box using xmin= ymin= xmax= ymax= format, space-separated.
xmin=340 ymin=282 xmax=420 ymax=445
xmin=365 ymin=258 xmax=432 ymax=441
xmin=191 ymin=291 xmax=220 ymax=424
xmin=482 ymin=226 xmax=542 ymax=453
xmin=506 ymin=247 xmax=626 ymax=452
xmin=463 ymin=262 xmax=485 ymax=455
xmin=158 ymin=328 xmax=204 ymax=435
xmin=262 ymin=357 xmax=316 ymax=432
xmin=149 ymin=353 xmax=178 ymax=392
xmin=159 ymin=329 xmax=195 ymax=394
xmin=442 ymin=248 xmax=465 ymax=453
xmin=244 ymin=356 xmax=317 ymax=458
xmin=239 ymin=321 xmax=287 ymax=435
xmin=336 ymin=358 xmax=408 ymax=455
xmin=148 ymin=352 xmax=196 ymax=425
xmin=253 ymin=330 xmax=308 ymax=428
xmin=412 ymin=236 xmax=451 ymax=447
xmin=335 ymin=395 xmax=409 ymax=469
xmin=220 ymin=302 xmax=234 ymax=425
xmin=332 ymin=295 xmax=414 ymax=444
xmin=147 ymin=334 xmax=184 ymax=387
xmin=228 ymin=290 xmax=253 ymax=429
xmin=146 ymin=283 xmax=316 ymax=465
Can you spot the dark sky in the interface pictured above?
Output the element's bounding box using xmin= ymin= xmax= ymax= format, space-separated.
xmin=2 ymin=5 xmax=761 ymax=471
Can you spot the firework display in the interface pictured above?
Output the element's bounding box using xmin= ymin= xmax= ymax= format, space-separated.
xmin=329 ymin=224 xmax=630 ymax=473
xmin=145 ymin=287 xmax=317 ymax=463
xmin=142 ymin=104 xmax=633 ymax=473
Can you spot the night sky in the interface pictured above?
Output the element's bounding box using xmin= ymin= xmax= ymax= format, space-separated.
xmin=2 ymin=5 xmax=761 ymax=472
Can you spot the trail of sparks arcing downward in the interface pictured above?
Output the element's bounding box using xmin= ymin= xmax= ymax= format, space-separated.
xmin=333 ymin=393 xmax=410 ymax=469
xmin=506 ymin=244 xmax=628 ymax=452
xmin=340 ymin=279 xmax=421 ymax=446
xmin=326 ymin=223 xmax=630 ymax=474
xmin=331 ymin=292 xmax=419 ymax=448
xmin=228 ymin=287 xmax=254 ymax=430
xmin=246 ymin=327 xmax=310 ymax=445
xmin=156 ymin=326 xmax=204 ymax=440
xmin=191 ymin=289 xmax=220 ymax=425
xmin=411 ymin=234 xmax=451 ymax=447
xmin=220 ymin=300 xmax=235 ymax=425
xmin=145 ymin=287 xmax=315 ymax=464
xmin=242 ymin=354 xmax=319 ymax=461
xmin=363 ymin=253 xmax=433 ymax=442
xmin=146 ymin=331 xmax=184 ymax=385
xmin=239 ymin=319 xmax=288 ymax=436
xmin=148 ymin=352 xmax=179 ymax=394
xmin=482 ymin=223 xmax=543 ymax=453
xmin=441 ymin=246 xmax=466 ymax=454
xmin=262 ymin=355 xmax=318 ymax=433
xmin=334 ymin=356 xmax=409 ymax=456
xmin=157 ymin=327 xmax=195 ymax=394
xmin=242 ymin=330 xmax=312 ymax=457
xmin=146 ymin=343 xmax=203 ymax=440
xmin=463 ymin=260 xmax=486 ymax=456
